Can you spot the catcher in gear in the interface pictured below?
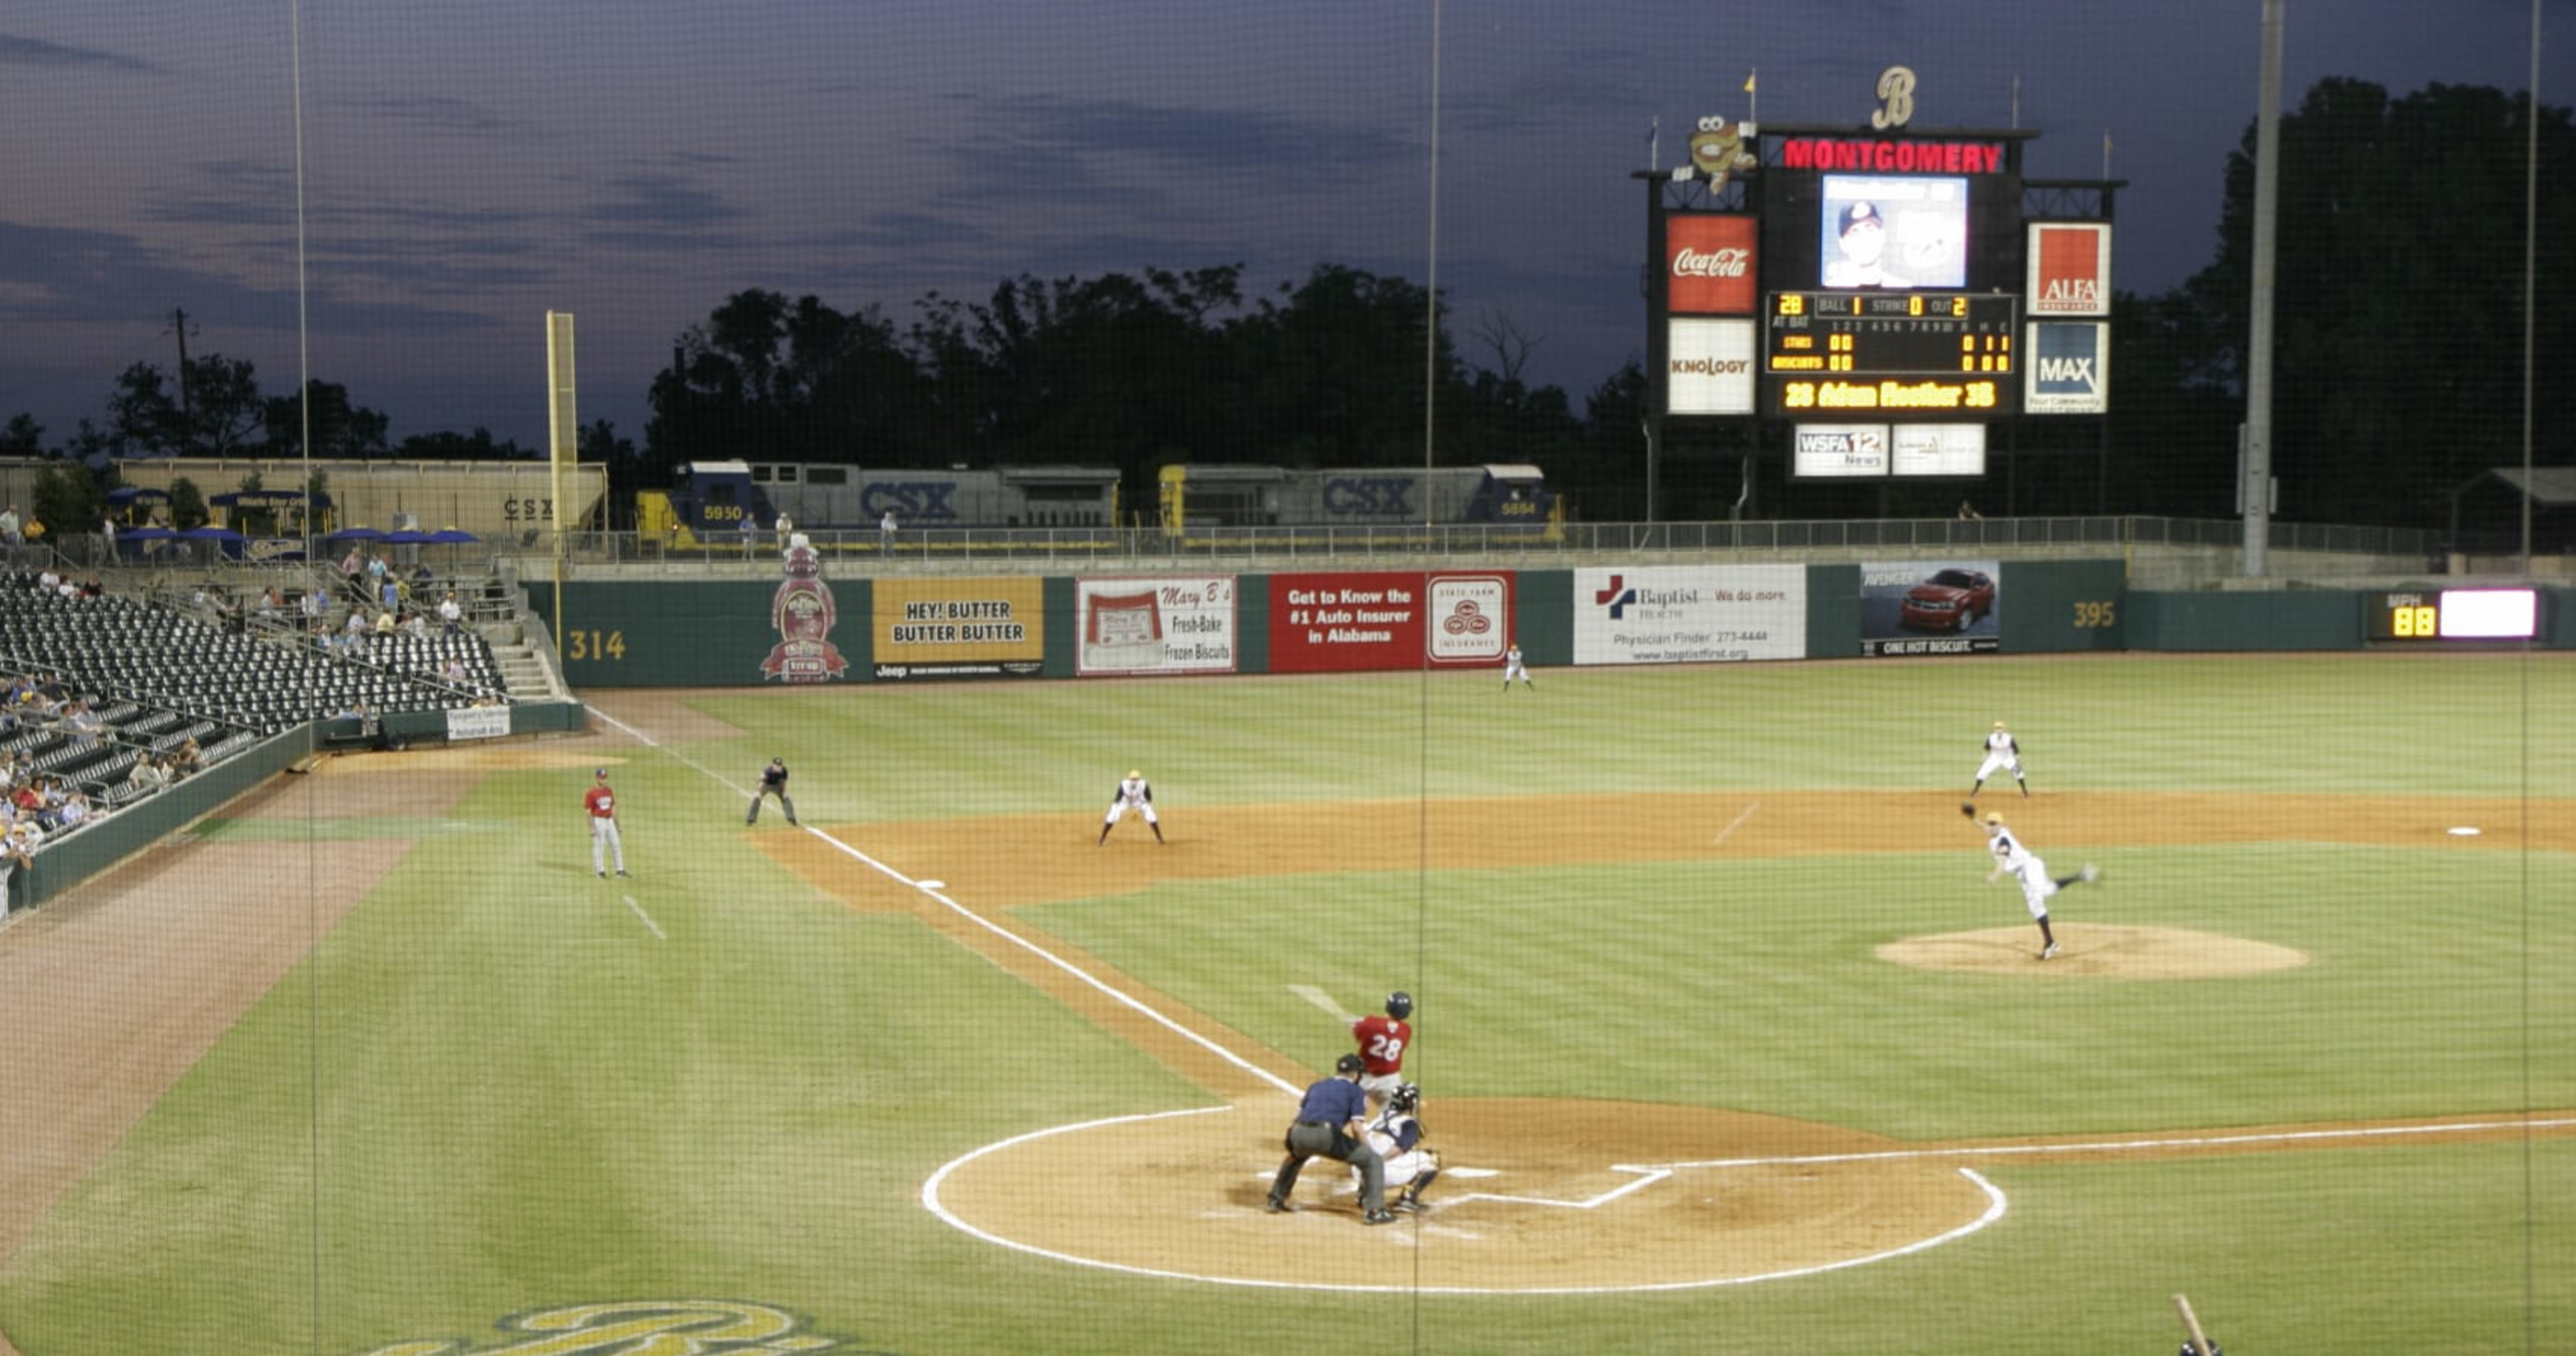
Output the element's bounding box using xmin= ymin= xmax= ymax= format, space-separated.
xmin=1354 ymin=1083 xmax=1441 ymax=1212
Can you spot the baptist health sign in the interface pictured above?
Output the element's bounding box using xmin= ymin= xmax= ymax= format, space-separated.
xmin=2025 ymin=322 xmax=2108 ymax=414
xmin=1573 ymin=565 xmax=1805 ymax=666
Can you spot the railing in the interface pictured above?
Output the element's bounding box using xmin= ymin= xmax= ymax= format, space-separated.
xmin=523 ymin=515 xmax=2448 ymax=572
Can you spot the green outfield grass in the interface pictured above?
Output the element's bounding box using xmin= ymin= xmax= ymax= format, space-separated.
xmin=2 ymin=654 xmax=2570 ymax=1355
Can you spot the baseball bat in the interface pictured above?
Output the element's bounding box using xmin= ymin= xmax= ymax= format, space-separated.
xmin=2173 ymin=1293 xmax=2215 ymax=1356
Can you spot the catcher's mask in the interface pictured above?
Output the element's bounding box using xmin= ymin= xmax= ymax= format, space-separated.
xmin=1388 ymin=1084 xmax=1420 ymax=1115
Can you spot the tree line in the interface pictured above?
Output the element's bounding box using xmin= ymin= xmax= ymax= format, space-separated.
xmin=4 ymin=78 xmax=2564 ymax=535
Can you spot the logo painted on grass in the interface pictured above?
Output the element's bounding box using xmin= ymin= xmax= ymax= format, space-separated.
xmin=352 ymin=1299 xmax=885 ymax=1355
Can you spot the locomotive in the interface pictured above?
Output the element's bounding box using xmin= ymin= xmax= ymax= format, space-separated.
xmin=638 ymin=461 xmax=1123 ymax=539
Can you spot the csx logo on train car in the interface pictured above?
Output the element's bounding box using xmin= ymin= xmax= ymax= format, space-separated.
xmin=1321 ymin=477 xmax=1416 ymax=517
xmin=860 ymin=481 xmax=959 ymax=521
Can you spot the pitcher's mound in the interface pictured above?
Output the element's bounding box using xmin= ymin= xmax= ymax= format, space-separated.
xmin=1878 ymin=925 xmax=2308 ymax=978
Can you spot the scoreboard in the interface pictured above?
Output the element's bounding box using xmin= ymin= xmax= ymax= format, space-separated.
xmin=1763 ymin=291 xmax=2018 ymax=416
xmin=2364 ymin=589 xmax=2541 ymax=641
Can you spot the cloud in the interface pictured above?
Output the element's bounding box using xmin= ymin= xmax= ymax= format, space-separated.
xmin=0 ymin=218 xmax=494 ymax=337
xmin=0 ymin=33 xmax=154 ymax=74
xmin=338 ymin=93 xmax=519 ymax=136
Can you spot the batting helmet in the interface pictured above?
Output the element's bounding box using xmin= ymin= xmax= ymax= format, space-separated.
xmin=1386 ymin=991 xmax=1413 ymax=1020
xmin=1335 ymin=1053 xmax=1366 ymax=1076
xmin=1389 ymin=1084 xmax=1420 ymax=1114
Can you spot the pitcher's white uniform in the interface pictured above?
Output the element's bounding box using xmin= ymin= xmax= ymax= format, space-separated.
xmin=1984 ymin=820 xmax=2056 ymax=919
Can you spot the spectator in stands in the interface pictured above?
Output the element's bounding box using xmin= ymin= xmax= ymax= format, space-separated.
xmin=441 ymin=654 xmax=470 ymax=685
xmin=172 ymin=737 xmax=202 ymax=777
xmin=402 ymin=610 xmax=428 ymax=639
xmin=438 ymin=591 xmax=463 ymax=635
xmin=77 ymin=577 xmax=102 ymax=599
xmin=127 ymin=753 xmax=169 ymax=796
xmin=62 ymin=700 xmax=102 ymax=749
xmin=257 ymin=586 xmax=281 ymax=619
xmin=37 ymin=565 xmax=61 ymax=593
xmin=302 ymin=586 xmax=326 ymax=629
xmin=374 ymin=610 xmax=397 ymax=636
xmin=0 ymin=824 xmax=31 ymax=913
xmin=53 ymin=791 xmax=89 ymax=832
xmin=343 ymin=609 xmax=369 ymax=647
xmin=340 ymin=544 xmax=365 ymax=593
xmin=0 ymin=503 xmax=20 ymax=546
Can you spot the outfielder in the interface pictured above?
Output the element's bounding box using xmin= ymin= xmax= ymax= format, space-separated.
xmin=1966 ymin=807 xmax=2095 ymax=959
xmin=586 ymin=767 xmax=628 ymax=878
xmin=1352 ymin=1083 xmax=1441 ymax=1212
xmin=747 ymin=757 xmax=797 ymax=825
xmin=1098 ymin=769 xmax=1164 ymax=845
xmin=1350 ymin=991 xmax=1413 ymax=1106
xmin=1971 ymin=719 xmax=2029 ymax=799
xmin=1500 ymin=640 xmax=1534 ymax=691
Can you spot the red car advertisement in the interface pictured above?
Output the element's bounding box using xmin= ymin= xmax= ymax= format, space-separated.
xmin=1266 ymin=572 xmax=1512 ymax=673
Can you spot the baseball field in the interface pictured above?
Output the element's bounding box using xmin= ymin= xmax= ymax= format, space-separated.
xmin=0 ymin=652 xmax=2569 ymax=1355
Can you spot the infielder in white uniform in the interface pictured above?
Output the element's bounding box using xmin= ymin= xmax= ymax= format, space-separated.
xmin=1977 ymin=810 xmax=2096 ymax=959
xmin=1351 ymin=1083 xmax=1441 ymax=1212
xmin=1099 ymin=769 xmax=1164 ymax=845
xmin=1971 ymin=720 xmax=2029 ymax=799
xmin=1500 ymin=641 xmax=1534 ymax=691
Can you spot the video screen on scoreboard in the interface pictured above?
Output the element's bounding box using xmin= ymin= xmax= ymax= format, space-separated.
xmin=1818 ymin=174 xmax=1968 ymax=290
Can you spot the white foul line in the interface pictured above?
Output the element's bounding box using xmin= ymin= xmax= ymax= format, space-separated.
xmin=620 ymin=893 xmax=666 ymax=940
xmin=587 ymin=700 xmax=1301 ymax=1100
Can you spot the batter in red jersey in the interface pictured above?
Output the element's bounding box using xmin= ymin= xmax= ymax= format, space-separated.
xmin=1350 ymin=991 xmax=1413 ymax=1106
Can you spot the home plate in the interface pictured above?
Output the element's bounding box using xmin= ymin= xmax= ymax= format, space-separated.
xmin=918 ymin=879 xmax=947 ymax=890
xmin=2446 ymin=828 xmax=2480 ymax=837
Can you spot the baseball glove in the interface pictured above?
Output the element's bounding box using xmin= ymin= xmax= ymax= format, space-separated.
xmin=1959 ymin=801 xmax=1977 ymax=818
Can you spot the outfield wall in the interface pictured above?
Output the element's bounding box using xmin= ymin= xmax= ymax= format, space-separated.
xmin=529 ymin=562 xmax=2571 ymax=687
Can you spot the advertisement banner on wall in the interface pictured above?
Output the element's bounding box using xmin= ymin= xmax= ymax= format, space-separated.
xmin=871 ymin=576 xmax=1046 ymax=680
xmin=1572 ymin=565 xmax=1805 ymax=666
xmin=1267 ymin=572 xmax=1512 ymax=673
xmin=1860 ymin=559 xmax=2003 ymax=656
xmin=1076 ymin=576 xmax=1241 ymax=676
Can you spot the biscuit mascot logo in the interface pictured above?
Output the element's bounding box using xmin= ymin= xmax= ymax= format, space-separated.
xmin=762 ymin=542 xmax=849 ymax=681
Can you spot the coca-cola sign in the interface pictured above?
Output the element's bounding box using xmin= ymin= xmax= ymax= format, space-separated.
xmin=1672 ymin=247 xmax=1750 ymax=278
xmin=1666 ymin=215 xmax=1757 ymax=315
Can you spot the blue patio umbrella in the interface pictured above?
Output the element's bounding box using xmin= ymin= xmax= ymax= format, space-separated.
xmin=423 ymin=527 xmax=479 ymax=544
xmin=327 ymin=525 xmax=388 ymax=541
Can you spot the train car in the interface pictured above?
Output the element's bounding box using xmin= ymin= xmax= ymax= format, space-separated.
xmin=1156 ymin=463 xmax=1558 ymax=538
xmin=113 ymin=457 xmax=608 ymax=550
xmin=643 ymin=461 xmax=1123 ymax=539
